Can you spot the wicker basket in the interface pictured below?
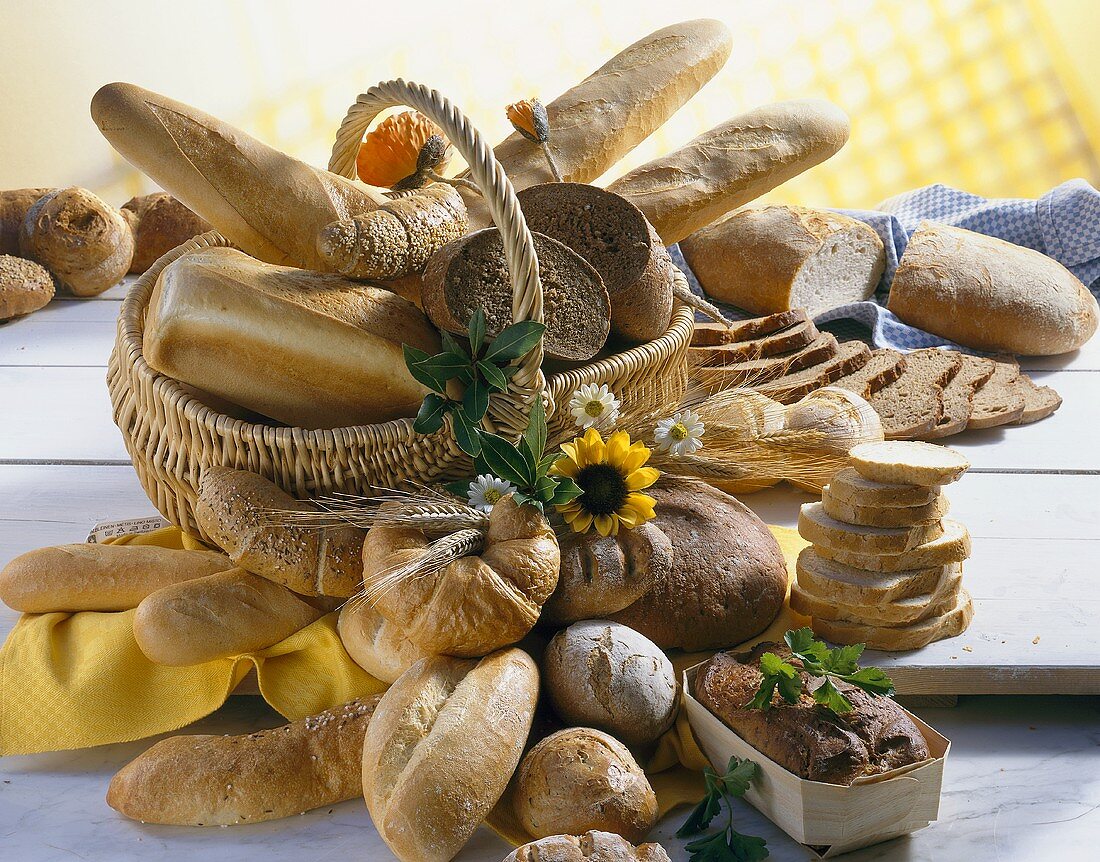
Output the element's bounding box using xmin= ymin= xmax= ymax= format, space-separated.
xmin=107 ymin=79 xmax=694 ymax=538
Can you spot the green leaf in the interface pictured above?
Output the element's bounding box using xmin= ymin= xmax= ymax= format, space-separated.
xmin=758 ymin=651 xmax=796 ymax=678
xmin=451 ymin=408 xmax=482 ymax=457
xmin=550 ymin=476 xmax=582 ymax=506
xmin=511 ymin=491 xmax=543 ymax=512
xmin=440 ymin=330 xmax=469 ymax=359
xmin=477 ymin=360 xmax=509 ymax=392
xmin=468 ymin=307 xmax=487 ymax=356
xmin=823 ymin=643 xmax=865 ymax=675
xmin=785 ymin=627 xmax=830 ymax=664
xmin=479 ymin=432 xmax=534 ymax=488
xmin=444 ymin=480 xmax=472 ymax=499
xmin=539 ymin=451 xmax=562 ymax=473
xmin=727 ymin=832 xmax=770 ymax=862
xmin=524 ymin=395 xmax=547 ymax=463
xmin=462 ymin=376 xmax=490 ymax=423
xmin=745 ymin=677 xmax=778 ymax=712
xmin=412 ymin=393 xmax=450 ymax=435
xmin=776 ymin=671 xmax=803 ymax=705
xmin=676 ymin=768 xmax=723 ymax=837
xmin=811 ymin=678 xmax=854 ymax=715
xmin=404 ymin=345 xmax=447 ymax=392
xmin=415 ymin=351 xmax=470 ymax=382
xmin=842 ymin=666 xmax=896 ymax=697
xmin=483 ymin=320 xmax=546 ymax=362
xmin=720 ymin=758 xmax=758 ymax=799
xmin=533 ymin=474 xmax=558 ymax=502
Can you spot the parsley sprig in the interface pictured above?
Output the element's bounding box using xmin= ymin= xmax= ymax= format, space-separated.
xmin=677 ymin=757 xmax=768 ymax=862
xmin=746 ymin=628 xmax=895 ymax=715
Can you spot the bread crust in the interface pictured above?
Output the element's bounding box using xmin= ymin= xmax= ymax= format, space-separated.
xmin=504 ymin=831 xmax=671 ymax=862
xmin=0 ymin=188 xmax=52 ymax=255
xmin=337 ymin=600 xmax=432 ymax=683
xmin=121 ymin=192 xmax=211 ymax=273
xmin=0 ymin=254 xmax=54 ymax=320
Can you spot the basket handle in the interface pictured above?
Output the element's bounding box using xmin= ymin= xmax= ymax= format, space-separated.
xmin=329 ymin=79 xmax=546 ymax=429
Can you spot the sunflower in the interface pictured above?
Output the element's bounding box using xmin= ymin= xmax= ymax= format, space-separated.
xmin=550 ymin=428 xmax=659 ymax=537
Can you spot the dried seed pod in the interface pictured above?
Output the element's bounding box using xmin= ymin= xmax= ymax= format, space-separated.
xmin=316 ymin=183 xmax=468 ymax=280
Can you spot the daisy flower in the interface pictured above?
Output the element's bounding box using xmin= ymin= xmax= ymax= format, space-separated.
xmin=568 ymin=383 xmax=621 ymax=430
xmin=654 ymin=410 xmax=705 ymax=457
xmin=467 ymin=474 xmax=516 ymax=514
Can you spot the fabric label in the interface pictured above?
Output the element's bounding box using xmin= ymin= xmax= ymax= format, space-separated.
xmin=86 ymin=516 xmax=171 ymax=543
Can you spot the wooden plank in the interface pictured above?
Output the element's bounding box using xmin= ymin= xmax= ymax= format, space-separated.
xmin=0 ymin=300 xmax=118 ymax=366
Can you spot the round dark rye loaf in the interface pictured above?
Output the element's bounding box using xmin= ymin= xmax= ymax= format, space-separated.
xmin=608 ymin=478 xmax=786 ymax=650
xmin=421 ymin=227 xmax=610 ymax=361
xmin=517 ymin=183 xmax=673 ymax=343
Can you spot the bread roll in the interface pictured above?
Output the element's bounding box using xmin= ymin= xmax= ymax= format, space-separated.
xmin=462 ymin=19 xmax=732 ymax=227
xmin=783 ymin=386 xmax=883 ymax=454
xmin=0 ymin=188 xmax=52 ymax=254
xmin=543 ymin=621 xmax=677 ymax=747
xmin=363 ymin=649 xmax=539 ymax=862
xmin=887 ymin=221 xmax=1099 ymax=355
xmin=0 ymin=543 xmax=232 ymax=613
xmin=107 ymin=696 xmax=380 ymax=825
xmin=337 ymin=599 xmax=432 ymax=683
xmin=133 ymin=568 xmax=324 ymax=665
xmin=19 ymin=187 xmax=134 ymax=296
xmin=121 ymin=192 xmax=211 ymax=273
xmin=504 ymin=832 xmax=671 ymax=862
xmin=680 ymin=205 xmax=884 ymax=316
xmin=145 ymin=247 xmax=439 ymax=428
xmin=195 ymin=467 xmax=365 ymax=597
xmin=514 ymin=728 xmax=658 ymax=843
xmin=609 ymin=100 xmax=851 ymax=244
xmin=91 ymin=83 xmax=387 ymax=270
xmin=362 ymin=495 xmax=559 ymax=656
xmin=0 ymin=254 xmax=54 ymax=320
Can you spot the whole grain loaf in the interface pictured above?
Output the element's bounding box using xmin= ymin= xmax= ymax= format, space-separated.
xmin=753 ymin=340 xmax=871 ymax=403
xmin=967 ymin=357 xmax=1025 ymax=429
xmin=924 ymin=354 xmax=995 ymax=439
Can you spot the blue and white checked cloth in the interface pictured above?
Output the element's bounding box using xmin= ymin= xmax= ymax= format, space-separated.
xmin=672 ymin=179 xmax=1100 ymax=352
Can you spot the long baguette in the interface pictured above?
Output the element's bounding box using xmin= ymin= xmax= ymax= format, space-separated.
xmin=609 ymin=100 xmax=850 ymax=243
xmin=0 ymin=544 xmax=233 ymax=613
xmin=91 ymin=83 xmax=387 ymax=270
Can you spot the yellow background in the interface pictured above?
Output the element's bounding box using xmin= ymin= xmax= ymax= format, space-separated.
xmin=1 ymin=0 xmax=1098 ymax=210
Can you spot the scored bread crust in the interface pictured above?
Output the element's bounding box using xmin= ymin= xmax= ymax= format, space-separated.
xmin=811 ymin=589 xmax=974 ymax=651
xmin=814 ymin=520 xmax=971 ymax=572
xmin=825 ymin=467 xmax=940 ymax=508
xmin=849 ymin=440 xmax=970 ymax=486
xmin=799 ymin=502 xmax=945 ymax=554
xmin=795 ymin=547 xmax=952 ymax=604
xmin=504 ymin=831 xmax=672 ymax=862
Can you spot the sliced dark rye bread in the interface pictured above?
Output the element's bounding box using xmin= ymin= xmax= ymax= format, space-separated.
xmin=694 ymin=332 xmax=839 ymax=387
xmin=867 ymin=348 xmax=961 ymax=440
xmin=689 ymin=317 xmax=819 ymax=366
xmin=923 ymin=354 xmax=995 ymax=439
xmin=691 ymin=309 xmax=808 ymax=346
xmin=967 ymin=356 xmax=1025 ymax=429
xmin=1013 ymin=374 xmax=1062 ymax=424
xmin=754 ymin=340 xmax=872 ymax=404
xmin=832 ymin=348 xmax=906 ymax=398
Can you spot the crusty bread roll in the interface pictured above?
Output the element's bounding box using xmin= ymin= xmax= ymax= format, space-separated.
xmin=363 ymin=649 xmax=539 ymax=862
xmin=107 ymin=696 xmax=380 ymax=825
xmin=0 ymin=188 xmax=52 ymax=254
xmin=680 ymin=205 xmax=885 ymax=316
xmin=0 ymin=544 xmax=232 ymax=613
xmin=91 ymin=82 xmax=387 ymax=270
xmin=195 ymin=466 xmax=365 ymax=597
xmin=504 ymin=832 xmax=671 ymax=862
xmin=0 ymin=254 xmax=54 ymax=320
xmin=337 ymin=599 xmax=432 ymax=683
xmin=120 ymin=192 xmax=212 ymax=273
xmin=463 ymin=19 xmax=732 ymax=227
xmin=887 ymin=221 xmax=1099 ymax=355
xmin=609 ymin=100 xmax=851 ymax=244
xmin=133 ymin=568 xmax=325 ymax=665
xmin=144 ymin=247 xmax=439 ymax=428
xmin=362 ymin=495 xmax=559 ymax=656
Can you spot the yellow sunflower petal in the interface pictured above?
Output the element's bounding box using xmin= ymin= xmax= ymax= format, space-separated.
xmin=625 ymin=466 xmax=661 ymax=491
xmin=620 ymin=442 xmax=653 ymax=473
xmin=558 ymin=441 xmax=579 ymax=467
xmin=569 ymin=510 xmax=594 ymax=534
xmin=582 ymin=427 xmax=606 ymax=463
xmin=605 ymin=430 xmax=631 ymax=468
xmin=555 ymin=501 xmax=581 ymax=518
xmin=552 ymin=456 xmax=579 ymax=479
xmin=624 ymin=492 xmax=657 ymax=520
xmin=615 ymin=506 xmax=641 ymax=528
xmin=594 ymin=514 xmax=617 ymax=537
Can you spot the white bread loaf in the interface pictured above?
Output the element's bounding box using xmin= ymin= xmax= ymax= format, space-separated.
xmin=362 ymin=649 xmax=539 ymax=862
xmin=144 ymin=247 xmax=439 ymax=428
xmin=850 ymin=440 xmax=969 ymax=486
xmin=811 ymin=588 xmax=974 ymax=651
xmin=799 ymin=502 xmax=944 ymax=554
xmin=608 ymin=100 xmax=851 ymax=244
xmin=887 ymin=221 xmax=1099 ymax=355
xmin=814 ymin=519 xmax=971 ymax=572
xmin=91 ymin=82 xmax=387 ymax=270
xmin=337 ymin=600 xmax=431 ymax=683
xmin=680 ymin=205 xmax=885 ymax=316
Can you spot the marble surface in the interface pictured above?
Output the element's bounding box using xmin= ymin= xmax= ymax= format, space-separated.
xmin=2 ymin=694 xmax=1098 ymax=862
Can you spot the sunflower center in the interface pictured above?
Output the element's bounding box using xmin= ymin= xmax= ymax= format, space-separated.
xmin=668 ymin=422 xmax=690 ymax=442
xmin=574 ymin=463 xmax=629 ymax=516
xmin=482 ymin=488 xmax=503 ymax=505
xmin=584 ymin=399 xmax=606 ymax=418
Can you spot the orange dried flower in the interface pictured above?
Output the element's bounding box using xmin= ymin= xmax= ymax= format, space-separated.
xmin=356 ymin=111 xmax=451 ymax=190
xmin=506 ymin=98 xmax=549 ymax=144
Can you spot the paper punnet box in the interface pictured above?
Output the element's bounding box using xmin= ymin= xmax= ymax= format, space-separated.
xmin=683 ymin=664 xmax=950 ymax=858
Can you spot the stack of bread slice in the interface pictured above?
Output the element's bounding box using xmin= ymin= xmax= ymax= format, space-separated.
xmin=793 ymin=441 xmax=974 ymax=651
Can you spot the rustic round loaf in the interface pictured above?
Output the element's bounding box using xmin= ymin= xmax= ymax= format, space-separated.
xmin=0 ymin=254 xmax=54 ymax=320
xmin=337 ymin=600 xmax=432 ymax=683
xmin=543 ymin=620 xmax=677 ymax=747
xmin=121 ymin=192 xmax=211 ymax=273
xmin=609 ymin=478 xmax=787 ymax=650
xmin=514 ymin=728 xmax=658 ymax=844
xmin=503 ymin=831 xmax=672 ymax=862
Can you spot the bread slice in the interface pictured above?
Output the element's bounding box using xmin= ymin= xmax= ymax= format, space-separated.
xmin=826 ymin=467 xmax=940 ymax=508
xmin=868 ymin=348 xmax=961 ymax=439
xmin=822 ymin=491 xmax=949 ymax=527
xmin=753 ymin=340 xmax=872 ymax=404
xmin=849 ymin=440 xmax=970 ymax=486
xmin=689 ymin=318 xmax=818 ymax=365
xmin=813 ymin=519 xmax=971 ymax=572
xmin=791 ymin=566 xmax=962 ymax=626
xmin=691 ymin=310 xmax=808 ymax=346
xmin=796 ymin=547 xmax=952 ymax=604
xmin=694 ymin=332 xmax=838 ymax=387
xmin=967 ymin=357 xmax=1025 ymax=429
xmin=924 ymin=354 xmax=996 ymax=439
xmin=1012 ymin=374 xmax=1062 ymax=425
xmin=832 ymin=348 xmax=906 ymax=398
xmin=811 ymin=588 xmax=973 ymax=651
xmin=799 ymin=502 xmax=945 ymax=554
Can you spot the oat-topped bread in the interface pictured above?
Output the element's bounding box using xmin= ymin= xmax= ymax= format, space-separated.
xmin=867 ymin=348 xmax=961 ymax=439
xmin=517 ymin=183 xmax=672 ymax=343
xmin=504 ymin=832 xmax=671 ymax=862
xmin=0 ymin=254 xmax=54 ymax=320
xmin=832 ymin=348 xmax=906 ymax=398
xmin=967 ymin=357 xmax=1025 ymax=429
xmin=421 ymin=227 xmax=610 ymax=361
xmin=693 ymin=645 xmax=930 ymax=784
xmin=924 ymin=354 xmax=995 ymax=439
xmin=691 ymin=309 xmax=808 ymax=345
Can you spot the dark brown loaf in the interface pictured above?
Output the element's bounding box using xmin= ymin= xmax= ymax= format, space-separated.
xmin=121 ymin=192 xmax=212 ymax=273
xmin=868 ymin=348 xmax=961 ymax=439
xmin=106 ymin=696 xmax=380 ymax=825
xmin=505 ymin=832 xmax=672 ymax=862
xmin=694 ymin=332 xmax=838 ymax=388
xmin=689 ymin=317 xmax=819 ymax=366
xmin=0 ymin=188 xmax=52 ymax=254
xmin=420 ymin=228 xmax=610 ymax=362
xmin=693 ymin=646 xmax=930 ymax=785
xmin=691 ymin=309 xmax=808 ymax=345
xmin=517 ymin=183 xmax=673 ymax=343
xmin=608 ymin=478 xmax=786 ymax=650
xmin=753 ymin=340 xmax=872 ymax=404
xmin=923 ymin=354 xmax=995 ymax=439
xmin=967 ymin=357 xmax=1025 ymax=429
xmin=832 ymin=348 xmax=907 ymax=398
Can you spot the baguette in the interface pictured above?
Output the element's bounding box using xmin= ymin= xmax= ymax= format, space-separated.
xmin=133 ymin=568 xmax=325 ymax=666
xmin=0 ymin=544 xmax=232 ymax=613
xmin=825 ymin=467 xmax=940 ymax=508
xmin=811 ymin=588 xmax=974 ymax=651
xmin=814 ymin=519 xmax=971 ymax=572
xmin=799 ymin=502 xmax=944 ymax=554
xmin=849 ymin=440 xmax=969 ymax=486
xmin=107 ymin=696 xmax=380 ymax=825
xmin=195 ymin=467 xmax=365 ymax=597
xmin=91 ymin=83 xmax=387 ymax=271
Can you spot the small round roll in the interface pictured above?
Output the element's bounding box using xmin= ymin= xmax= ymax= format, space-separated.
xmin=337 ymin=599 xmax=432 ymax=683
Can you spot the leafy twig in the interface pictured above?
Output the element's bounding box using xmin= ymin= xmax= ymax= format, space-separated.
xmin=677 ymin=757 xmax=768 ymax=862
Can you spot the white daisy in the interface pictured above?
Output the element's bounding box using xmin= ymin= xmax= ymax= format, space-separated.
xmin=568 ymin=383 xmax=621 ymax=430
xmin=467 ymin=474 xmax=517 ymax=513
xmin=654 ymin=409 xmax=705 ymax=457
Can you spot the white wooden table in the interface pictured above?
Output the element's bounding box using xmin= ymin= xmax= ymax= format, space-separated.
xmin=2 ymin=288 xmax=1099 ymax=861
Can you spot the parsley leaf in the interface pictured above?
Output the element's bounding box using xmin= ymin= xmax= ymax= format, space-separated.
xmin=678 ymin=758 xmax=767 ymax=861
